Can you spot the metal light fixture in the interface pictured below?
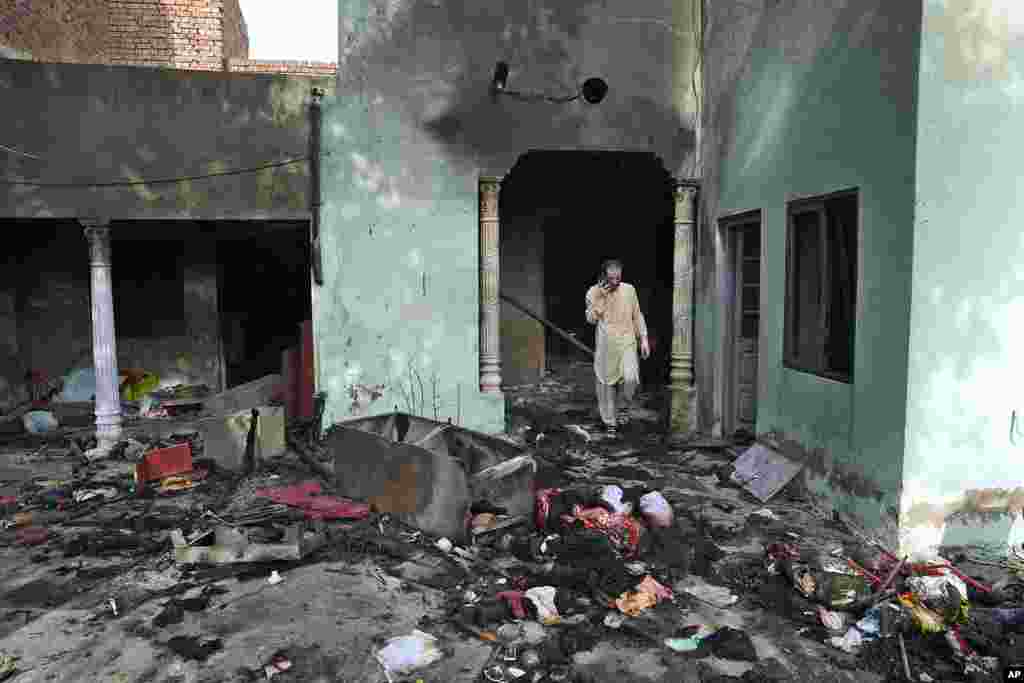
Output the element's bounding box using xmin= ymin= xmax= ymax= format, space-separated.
xmin=581 ymin=77 xmax=608 ymax=105
xmin=491 ymin=61 xmax=510 ymax=97
xmin=490 ymin=61 xmax=608 ymax=105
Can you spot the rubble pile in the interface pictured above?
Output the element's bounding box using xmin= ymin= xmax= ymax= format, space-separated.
xmin=2 ymin=368 xmax=1024 ymax=681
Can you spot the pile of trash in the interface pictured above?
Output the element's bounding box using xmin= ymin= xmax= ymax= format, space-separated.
xmin=11 ymin=388 xmax=1024 ymax=682
xmin=365 ymin=482 xmax=749 ymax=682
xmin=762 ymin=537 xmax=1024 ymax=680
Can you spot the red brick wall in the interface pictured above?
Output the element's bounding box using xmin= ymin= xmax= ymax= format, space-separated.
xmin=224 ymin=58 xmax=337 ymax=77
xmin=220 ymin=0 xmax=247 ymax=59
xmin=106 ymin=0 xmax=224 ymax=71
xmin=0 ymin=0 xmax=109 ymax=63
xmin=0 ymin=0 xmax=253 ymax=70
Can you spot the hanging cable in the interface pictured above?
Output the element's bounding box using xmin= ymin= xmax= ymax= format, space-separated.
xmin=0 ymin=155 xmax=314 ymax=188
xmin=0 ymin=142 xmax=43 ymax=160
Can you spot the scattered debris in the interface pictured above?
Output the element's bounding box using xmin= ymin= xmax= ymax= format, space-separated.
xmin=134 ymin=442 xmax=193 ymax=485
xmin=253 ymin=480 xmax=370 ymax=520
xmin=22 ymin=410 xmax=58 ymax=434
xmin=5 ymin=367 xmax=1024 ymax=683
xmin=165 ymin=636 xmax=223 ymax=662
xmin=170 ymin=524 xmax=324 ymax=565
xmin=564 ymin=424 xmax=591 ymax=442
xmin=375 ymin=630 xmax=445 ymax=682
xmin=0 ymin=654 xmax=17 ymax=682
xmin=730 ymin=442 xmax=804 ymax=502
xmin=263 ymin=652 xmax=293 ymax=679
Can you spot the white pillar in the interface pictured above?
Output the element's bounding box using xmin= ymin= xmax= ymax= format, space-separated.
xmin=81 ymin=219 xmax=122 ymax=446
xmin=669 ymin=183 xmax=698 ymax=435
xmin=479 ymin=177 xmax=502 ymax=393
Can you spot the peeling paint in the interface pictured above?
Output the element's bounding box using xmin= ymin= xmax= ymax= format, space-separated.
xmin=266 ymin=77 xmax=311 ymax=128
xmin=349 ymin=382 xmax=386 ymax=416
xmin=927 ymin=0 xmax=1013 ymax=82
xmin=904 ymin=486 xmax=1024 ymax=529
xmin=121 ymin=166 xmax=159 ymax=202
xmin=175 ymin=179 xmax=203 ymax=211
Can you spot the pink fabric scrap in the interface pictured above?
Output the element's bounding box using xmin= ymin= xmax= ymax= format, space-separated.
xmin=254 ymin=481 xmax=370 ymax=520
xmin=0 ymin=496 xmax=17 ymax=506
xmin=636 ymin=575 xmax=674 ymax=602
xmin=16 ymin=527 xmax=50 ymax=546
xmin=496 ymin=591 xmax=528 ymax=619
xmin=535 ymin=487 xmax=563 ymax=529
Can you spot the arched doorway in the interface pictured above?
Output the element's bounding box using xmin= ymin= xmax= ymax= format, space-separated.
xmin=479 ymin=151 xmax=681 ymax=422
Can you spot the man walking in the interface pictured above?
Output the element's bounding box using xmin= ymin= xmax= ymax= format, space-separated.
xmin=585 ymin=259 xmax=650 ymax=435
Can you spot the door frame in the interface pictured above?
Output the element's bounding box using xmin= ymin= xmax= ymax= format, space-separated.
xmin=717 ymin=210 xmax=763 ymax=437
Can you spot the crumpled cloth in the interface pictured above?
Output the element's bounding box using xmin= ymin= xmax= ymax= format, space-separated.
xmin=524 ymin=586 xmax=561 ymax=625
xmin=254 ymin=481 xmax=370 ymax=520
xmin=616 ymin=575 xmax=674 ymax=616
xmin=535 ymin=488 xmax=564 ymax=529
xmin=616 ymin=590 xmax=657 ymax=616
xmin=636 ymin=575 xmax=674 ymax=601
xmin=561 ymin=505 xmax=643 ymax=557
xmin=496 ymin=591 xmax=528 ymax=619
xmin=16 ymin=527 xmax=49 ymax=546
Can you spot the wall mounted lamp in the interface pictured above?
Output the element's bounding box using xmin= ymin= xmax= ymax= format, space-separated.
xmin=490 ymin=61 xmax=608 ymax=105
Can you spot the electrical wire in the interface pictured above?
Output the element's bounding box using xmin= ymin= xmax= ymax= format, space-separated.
xmin=499 ymin=89 xmax=580 ymax=104
xmin=0 ymin=155 xmax=314 ymax=188
xmin=0 ymin=142 xmax=43 ymax=160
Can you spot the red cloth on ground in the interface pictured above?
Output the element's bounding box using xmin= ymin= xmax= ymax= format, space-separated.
xmin=496 ymin=591 xmax=528 ymax=619
xmin=253 ymin=481 xmax=370 ymax=520
xmin=561 ymin=505 xmax=643 ymax=557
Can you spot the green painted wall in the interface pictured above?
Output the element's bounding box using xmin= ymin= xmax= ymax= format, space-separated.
xmin=702 ymin=2 xmax=922 ymax=539
xmin=901 ymin=0 xmax=1024 ymax=556
xmin=318 ymin=0 xmax=702 ymax=432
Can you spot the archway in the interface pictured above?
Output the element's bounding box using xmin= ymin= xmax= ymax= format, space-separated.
xmin=492 ymin=150 xmax=677 ymax=397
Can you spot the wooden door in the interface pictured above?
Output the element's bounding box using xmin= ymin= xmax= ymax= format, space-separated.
xmin=733 ymin=223 xmax=761 ymax=434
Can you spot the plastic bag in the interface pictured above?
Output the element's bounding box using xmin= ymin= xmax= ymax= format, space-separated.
xmin=907 ymin=573 xmax=966 ymax=602
xmin=58 ymin=367 xmax=96 ymax=402
xmin=827 ymin=626 xmax=864 ymax=653
xmin=600 ymin=485 xmax=632 ymax=514
xmin=121 ymin=372 xmax=160 ymax=401
xmin=898 ymin=594 xmax=946 ymax=633
xmin=375 ymin=630 xmax=445 ymax=682
xmin=524 ymin=586 xmax=561 ymax=625
xmin=907 ymin=572 xmax=969 ymax=623
xmin=22 ymin=410 xmax=58 ymax=434
xmin=636 ymin=575 xmax=674 ymax=601
xmin=639 ymin=491 xmax=673 ymax=528
xmin=818 ymin=606 xmax=847 ymax=632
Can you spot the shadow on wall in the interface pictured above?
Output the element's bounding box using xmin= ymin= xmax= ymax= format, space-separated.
xmin=337 ymin=0 xmax=696 ymax=176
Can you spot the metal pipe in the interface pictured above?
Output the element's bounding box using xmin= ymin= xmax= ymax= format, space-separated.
xmin=499 ymin=292 xmax=594 ymax=357
xmin=309 ymin=87 xmax=324 ymax=286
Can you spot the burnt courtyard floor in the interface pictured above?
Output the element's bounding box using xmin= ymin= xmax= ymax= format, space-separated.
xmin=0 ymin=358 xmax=1017 ymax=682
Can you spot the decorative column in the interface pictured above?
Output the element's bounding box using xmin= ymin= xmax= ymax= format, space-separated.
xmin=479 ymin=177 xmax=502 ymax=393
xmin=669 ymin=182 xmax=698 ymax=435
xmin=82 ymin=219 xmax=122 ymax=447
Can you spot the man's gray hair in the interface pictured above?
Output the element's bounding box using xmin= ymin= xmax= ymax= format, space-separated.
xmin=602 ymin=258 xmax=624 ymax=273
